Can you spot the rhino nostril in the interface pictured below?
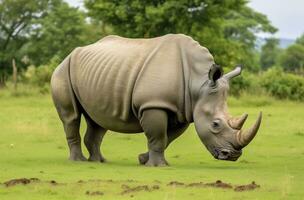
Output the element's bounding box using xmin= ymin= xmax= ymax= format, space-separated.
xmin=220 ymin=150 xmax=230 ymax=156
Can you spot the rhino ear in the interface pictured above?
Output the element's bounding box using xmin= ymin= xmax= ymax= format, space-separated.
xmin=208 ymin=64 xmax=223 ymax=85
xmin=224 ymin=65 xmax=242 ymax=80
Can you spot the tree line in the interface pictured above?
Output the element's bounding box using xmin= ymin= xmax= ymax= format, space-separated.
xmin=260 ymin=36 xmax=304 ymax=73
xmin=0 ymin=0 xmax=303 ymax=88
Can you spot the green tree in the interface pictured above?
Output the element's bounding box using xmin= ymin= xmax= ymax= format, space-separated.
xmin=84 ymin=0 xmax=276 ymax=71
xmin=260 ymin=38 xmax=281 ymax=70
xmin=0 ymin=0 xmax=48 ymax=86
xmin=295 ymin=34 xmax=304 ymax=46
xmin=280 ymin=43 xmax=304 ymax=73
xmin=200 ymin=4 xmax=276 ymax=71
xmin=26 ymin=0 xmax=90 ymax=66
xmin=279 ymin=34 xmax=304 ymax=73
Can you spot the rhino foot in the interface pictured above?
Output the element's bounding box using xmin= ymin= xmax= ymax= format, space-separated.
xmin=88 ymin=155 xmax=106 ymax=163
xmin=145 ymin=158 xmax=168 ymax=167
xmin=69 ymin=154 xmax=87 ymax=161
xmin=138 ymin=152 xmax=149 ymax=165
xmin=144 ymin=151 xmax=169 ymax=167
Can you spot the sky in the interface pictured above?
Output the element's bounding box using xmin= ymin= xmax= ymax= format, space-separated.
xmin=66 ymin=0 xmax=304 ymax=39
xmin=248 ymin=0 xmax=304 ymax=39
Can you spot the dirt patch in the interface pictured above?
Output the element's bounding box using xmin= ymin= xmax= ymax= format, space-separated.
xmin=86 ymin=191 xmax=104 ymax=196
xmin=49 ymin=180 xmax=58 ymax=185
xmin=205 ymin=180 xmax=233 ymax=189
xmin=187 ymin=182 xmax=205 ymax=187
xmin=121 ymin=184 xmax=160 ymax=195
xmin=86 ymin=179 xmax=115 ymax=183
xmin=3 ymin=178 xmax=40 ymax=187
xmin=151 ymin=185 xmax=160 ymax=190
xmin=186 ymin=180 xmax=259 ymax=192
xmin=167 ymin=181 xmax=185 ymax=186
xmin=186 ymin=180 xmax=233 ymax=189
xmin=234 ymin=181 xmax=260 ymax=192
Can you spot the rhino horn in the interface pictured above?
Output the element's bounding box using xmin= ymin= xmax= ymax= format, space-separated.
xmin=224 ymin=65 xmax=242 ymax=80
xmin=236 ymin=112 xmax=262 ymax=147
xmin=229 ymin=113 xmax=248 ymax=130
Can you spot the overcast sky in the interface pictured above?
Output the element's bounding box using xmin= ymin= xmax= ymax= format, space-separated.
xmin=66 ymin=0 xmax=304 ymax=39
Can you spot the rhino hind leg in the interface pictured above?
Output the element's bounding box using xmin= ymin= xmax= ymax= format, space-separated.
xmin=138 ymin=123 xmax=189 ymax=165
xmin=51 ymin=62 xmax=86 ymax=161
xmin=140 ymin=109 xmax=169 ymax=167
xmin=63 ymin=118 xmax=87 ymax=161
xmin=84 ymin=114 xmax=107 ymax=162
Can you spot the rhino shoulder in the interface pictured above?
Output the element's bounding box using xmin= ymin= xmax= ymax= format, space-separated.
xmin=96 ymin=35 xmax=121 ymax=43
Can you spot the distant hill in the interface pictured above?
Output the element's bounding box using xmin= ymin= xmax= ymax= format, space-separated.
xmin=256 ymin=37 xmax=295 ymax=50
xmin=279 ymin=38 xmax=295 ymax=48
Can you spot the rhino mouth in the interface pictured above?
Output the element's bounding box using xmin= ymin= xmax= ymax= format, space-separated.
xmin=211 ymin=148 xmax=242 ymax=161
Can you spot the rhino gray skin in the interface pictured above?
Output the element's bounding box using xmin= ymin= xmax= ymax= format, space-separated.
xmin=51 ymin=34 xmax=262 ymax=166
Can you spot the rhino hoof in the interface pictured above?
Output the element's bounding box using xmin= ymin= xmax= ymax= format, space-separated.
xmin=145 ymin=159 xmax=169 ymax=167
xmin=88 ymin=155 xmax=106 ymax=163
xmin=69 ymin=154 xmax=87 ymax=161
xmin=138 ymin=152 xmax=149 ymax=165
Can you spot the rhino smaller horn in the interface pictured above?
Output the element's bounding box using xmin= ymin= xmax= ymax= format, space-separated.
xmin=236 ymin=112 xmax=262 ymax=147
xmin=229 ymin=113 xmax=248 ymax=130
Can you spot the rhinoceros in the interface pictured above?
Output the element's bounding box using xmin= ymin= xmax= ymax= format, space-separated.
xmin=51 ymin=34 xmax=262 ymax=166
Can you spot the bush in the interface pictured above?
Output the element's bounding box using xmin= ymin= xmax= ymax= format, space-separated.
xmin=22 ymin=56 xmax=60 ymax=93
xmin=229 ymin=71 xmax=262 ymax=96
xmin=260 ymin=67 xmax=304 ymax=101
xmin=229 ymin=67 xmax=304 ymax=101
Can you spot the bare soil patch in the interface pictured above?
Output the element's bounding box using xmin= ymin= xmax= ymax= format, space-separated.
xmin=2 ymin=178 xmax=260 ymax=193
xmin=86 ymin=191 xmax=104 ymax=196
xmin=3 ymin=178 xmax=40 ymax=187
xmin=174 ymin=180 xmax=259 ymax=192
xmin=187 ymin=182 xmax=205 ymax=187
xmin=120 ymin=184 xmax=160 ymax=195
xmin=186 ymin=180 xmax=232 ymax=189
xmin=167 ymin=181 xmax=185 ymax=186
xmin=234 ymin=181 xmax=260 ymax=192
xmin=49 ymin=180 xmax=58 ymax=185
xmin=205 ymin=180 xmax=233 ymax=189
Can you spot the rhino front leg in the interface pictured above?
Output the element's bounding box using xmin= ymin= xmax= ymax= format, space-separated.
xmin=140 ymin=109 xmax=168 ymax=167
xmin=84 ymin=115 xmax=107 ymax=162
xmin=138 ymin=123 xmax=189 ymax=165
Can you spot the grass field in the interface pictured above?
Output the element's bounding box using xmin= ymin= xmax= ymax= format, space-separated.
xmin=0 ymin=90 xmax=303 ymax=200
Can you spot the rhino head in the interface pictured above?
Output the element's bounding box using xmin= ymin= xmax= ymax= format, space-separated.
xmin=193 ymin=64 xmax=262 ymax=161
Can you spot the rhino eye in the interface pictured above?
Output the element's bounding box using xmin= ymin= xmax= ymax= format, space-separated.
xmin=211 ymin=119 xmax=222 ymax=133
xmin=212 ymin=121 xmax=220 ymax=128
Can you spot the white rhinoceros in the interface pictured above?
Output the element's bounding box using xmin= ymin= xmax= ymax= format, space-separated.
xmin=51 ymin=34 xmax=262 ymax=166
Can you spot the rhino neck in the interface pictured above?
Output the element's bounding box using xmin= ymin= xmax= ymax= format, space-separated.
xmin=180 ymin=42 xmax=214 ymax=123
xmin=181 ymin=57 xmax=211 ymax=124
xmin=183 ymin=49 xmax=214 ymax=123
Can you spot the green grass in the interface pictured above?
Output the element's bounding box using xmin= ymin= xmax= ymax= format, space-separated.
xmin=0 ymin=90 xmax=303 ymax=200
